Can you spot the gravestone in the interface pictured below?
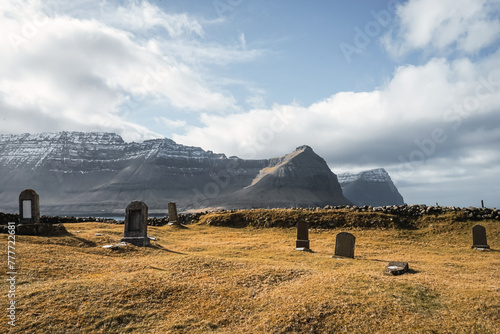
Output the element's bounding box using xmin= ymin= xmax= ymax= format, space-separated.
xmin=19 ymin=189 xmax=40 ymax=225
xmin=168 ymin=202 xmax=179 ymax=224
xmin=334 ymin=232 xmax=355 ymax=258
xmin=121 ymin=201 xmax=150 ymax=247
xmin=385 ymin=261 xmax=409 ymax=276
xmin=471 ymin=224 xmax=489 ymax=249
xmin=296 ymin=220 xmax=310 ymax=250
xmin=15 ymin=189 xmax=66 ymax=235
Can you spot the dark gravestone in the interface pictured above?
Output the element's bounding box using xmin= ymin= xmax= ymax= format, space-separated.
xmin=19 ymin=189 xmax=40 ymax=225
xmin=16 ymin=189 xmax=66 ymax=235
xmin=334 ymin=232 xmax=355 ymax=258
xmin=122 ymin=201 xmax=150 ymax=247
xmin=168 ymin=202 xmax=179 ymax=224
xmin=128 ymin=210 xmax=142 ymax=232
xmin=296 ymin=220 xmax=310 ymax=250
xmin=472 ymin=224 xmax=489 ymax=249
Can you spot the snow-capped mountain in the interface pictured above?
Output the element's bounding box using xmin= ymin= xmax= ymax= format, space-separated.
xmin=337 ymin=168 xmax=404 ymax=206
xmin=0 ymin=132 xmax=356 ymax=214
xmin=337 ymin=168 xmax=393 ymax=184
xmin=0 ymin=132 xmax=225 ymax=169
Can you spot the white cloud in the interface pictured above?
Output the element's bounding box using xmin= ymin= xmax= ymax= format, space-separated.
xmin=155 ymin=117 xmax=187 ymax=128
xmin=111 ymin=1 xmax=204 ymax=37
xmin=173 ymin=52 xmax=500 ymax=207
xmin=0 ymin=0 xmax=262 ymax=141
xmin=383 ymin=0 xmax=500 ymax=56
xmin=175 ymin=56 xmax=499 ymax=156
xmin=244 ymin=87 xmax=267 ymax=109
xmin=239 ymin=32 xmax=246 ymax=49
xmin=157 ymin=39 xmax=264 ymax=66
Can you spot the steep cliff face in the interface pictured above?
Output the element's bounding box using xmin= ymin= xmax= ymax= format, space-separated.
xmin=337 ymin=168 xmax=404 ymax=206
xmin=0 ymin=132 xmax=352 ymax=214
xmin=207 ymin=145 xmax=351 ymax=209
xmin=0 ymin=132 xmax=233 ymax=214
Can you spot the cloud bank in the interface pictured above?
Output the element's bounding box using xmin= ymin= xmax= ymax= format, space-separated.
xmin=172 ymin=0 xmax=500 ymax=206
xmin=0 ymin=0 xmax=260 ymax=141
xmin=383 ymin=0 xmax=500 ymax=56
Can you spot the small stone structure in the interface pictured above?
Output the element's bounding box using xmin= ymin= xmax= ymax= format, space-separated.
xmin=296 ymin=220 xmax=310 ymax=250
xmin=14 ymin=189 xmax=66 ymax=235
xmin=334 ymin=232 xmax=355 ymax=258
xmin=385 ymin=261 xmax=409 ymax=275
xmin=168 ymin=202 xmax=179 ymax=224
xmin=19 ymin=189 xmax=40 ymax=225
xmin=121 ymin=201 xmax=150 ymax=247
xmin=471 ymin=224 xmax=489 ymax=249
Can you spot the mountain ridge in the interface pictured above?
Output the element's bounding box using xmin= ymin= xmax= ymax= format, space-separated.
xmin=338 ymin=168 xmax=404 ymax=206
xmin=0 ymin=132 xmax=402 ymax=214
xmin=207 ymin=145 xmax=351 ymax=209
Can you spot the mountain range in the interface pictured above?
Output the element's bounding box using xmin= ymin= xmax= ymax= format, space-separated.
xmin=0 ymin=132 xmax=404 ymax=215
xmin=337 ymin=168 xmax=404 ymax=207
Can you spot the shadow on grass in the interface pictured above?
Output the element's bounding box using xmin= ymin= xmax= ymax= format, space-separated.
xmin=162 ymin=224 xmax=189 ymax=230
xmin=148 ymin=266 xmax=170 ymax=271
xmin=36 ymin=232 xmax=99 ymax=247
xmin=148 ymin=243 xmax=186 ymax=255
xmin=69 ymin=236 xmax=98 ymax=247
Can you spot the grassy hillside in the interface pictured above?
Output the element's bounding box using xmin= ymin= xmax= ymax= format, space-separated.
xmin=1 ymin=211 xmax=499 ymax=333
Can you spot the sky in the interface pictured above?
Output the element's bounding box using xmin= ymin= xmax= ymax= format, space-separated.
xmin=1 ymin=0 xmax=500 ymax=208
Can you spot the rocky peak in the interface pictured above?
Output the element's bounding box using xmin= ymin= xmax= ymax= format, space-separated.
xmin=337 ymin=168 xmax=391 ymax=184
xmin=294 ymin=145 xmax=314 ymax=153
xmin=266 ymin=145 xmax=323 ymax=168
xmin=246 ymin=145 xmax=347 ymax=196
xmin=337 ymin=168 xmax=404 ymax=206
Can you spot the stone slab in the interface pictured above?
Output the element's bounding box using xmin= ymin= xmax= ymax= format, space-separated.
xmin=334 ymin=232 xmax=355 ymax=258
xmin=472 ymin=224 xmax=489 ymax=249
xmin=296 ymin=220 xmax=310 ymax=249
xmin=385 ymin=261 xmax=409 ymax=276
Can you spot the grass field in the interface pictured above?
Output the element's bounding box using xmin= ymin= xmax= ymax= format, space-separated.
xmin=1 ymin=211 xmax=499 ymax=333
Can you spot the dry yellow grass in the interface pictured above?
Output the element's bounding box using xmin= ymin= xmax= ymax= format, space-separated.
xmin=1 ymin=214 xmax=499 ymax=333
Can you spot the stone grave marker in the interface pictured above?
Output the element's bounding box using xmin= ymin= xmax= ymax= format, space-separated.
xmin=296 ymin=220 xmax=310 ymax=250
xmin=334 ymin=232 xmax=355 ymax=258
xmin=471 ymin=224 xmax=489 ymax=249
xmin=385 ymin=261 xmax=409 ymax=276
xmin=168 ymin=202 xmax=179 ymax=224
xmin=121 ymin=201 xmax=150 ymax=247
xmin=19 ymin=189 xmax=40 ymax=225
xmin=15 ymin=189 xmax=66 ymax=236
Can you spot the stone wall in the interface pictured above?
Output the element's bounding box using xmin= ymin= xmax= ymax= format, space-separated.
xmin=201 ymin=205 xmax=500 ymax=229
xmin=1 ymin=205 xmax=498 ymax=229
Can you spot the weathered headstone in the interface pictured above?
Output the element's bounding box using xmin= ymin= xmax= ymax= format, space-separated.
xmin=121 ymin=201 xmax=150 ymax=247
xmin=471 ymin=224 xmax=489 ymax=249
xmin=334 ymin=232 xmax=355 ymax=258
xmin=168 ymin=202 xmax=179 ymax=224
xmin=19 ymin=189 xmax=40 ymax=225
xmin=385 ymin=261 xmax=409 ymax=276
xmin=15 ymin=189 xmax=66 ymax=235
xmin=296 ymin=220 xmax=310 ymax=250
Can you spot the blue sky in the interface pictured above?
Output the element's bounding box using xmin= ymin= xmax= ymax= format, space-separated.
xmin=148 ymin=0 xmax=403 ymax=114
xmin=1 ymin=0 xmax=500 ymax=207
